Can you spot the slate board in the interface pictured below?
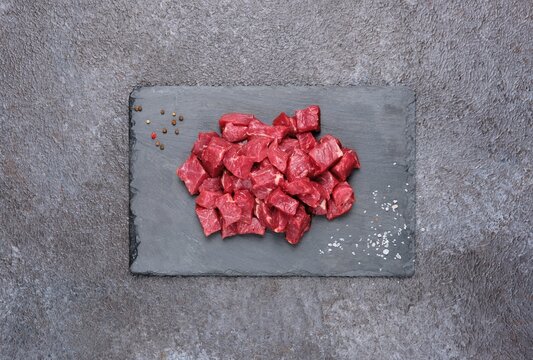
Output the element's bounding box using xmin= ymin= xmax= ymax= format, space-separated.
xmin=129 ymin=86 xmax=415 ymax=276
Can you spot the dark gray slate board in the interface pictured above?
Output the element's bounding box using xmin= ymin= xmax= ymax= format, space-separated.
xmin=129 ymin=86 xmax=415 ymax=276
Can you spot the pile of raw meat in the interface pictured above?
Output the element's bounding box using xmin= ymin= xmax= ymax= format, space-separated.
xmin=177 ymin=105 xmax=360 ymax=244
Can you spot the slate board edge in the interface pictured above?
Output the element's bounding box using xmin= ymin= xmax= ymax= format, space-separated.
xmin=128 ymin=85 xmax=417 ymax=277
xmin=404 ymin=89 xmax=417 ymax=277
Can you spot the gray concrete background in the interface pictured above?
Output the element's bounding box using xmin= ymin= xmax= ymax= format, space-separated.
xmin=0 ymin=0 xmax=531 ymax=359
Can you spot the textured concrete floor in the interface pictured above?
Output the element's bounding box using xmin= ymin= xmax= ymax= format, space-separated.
xmin=1 ymin=0 xmax=532 ymax=359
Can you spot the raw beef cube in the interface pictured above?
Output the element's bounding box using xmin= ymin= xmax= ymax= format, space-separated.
xmin=259 ymin=158 xmax=273 ymax=169
xmin=221 ymin=170 xmax=252 ymax=193
xmin=221 ymin=221 xmax=238 ymax=239
xmin=192 ymin=132 xmax=219 ymax=157
xmin=308 ymin=135 xmax=343 ymax=175
xmin=250 ymin=166 xmax=284 ymax=200
xmin=247 ymin=119 xmax=289 ymax=141
xmin=234 ymin=189 xmax=254 ymax=224
xmin=195 ymin=190 xmax=222 ymax=209
xmin=222 ymin=123 xmax=248 ymax=142
xmin=271 ymin=208 xmax=289 ymax=233
xmin=215 ymin=193 xmax=242 ymax=226
xmin=254 ymin=200 xmax=275 ymax=230
xmin=195 ymin=205 xmax=221 ymax=236
xmin=296 ymin=132 xmax=317 ymax=152
xmin=272 ymin=112 xmax=297 ymax=135
xmin=326 ymin=181 xmax=355 ymax=220
xmin=223 ymin=145 xmax=254 ymax=179
xmin=331 ymin=148 xmax=360 ymax=181
xmin=236 ymin=217 xmax=266 ymax=236
xmin=201 ymin=136 xmax=233 ymax=177
xmin=199 ymin=177 xmax=222 ymax=192
xmin=219 ymin=113 xmax=255 ymax=130
xmin=286 ymin=148 xmax=315 ymax=181
xmin=177 ymin=154 xmax=209 ymax=195
xmin=310 ymin=199 xmax=327 ymax=215
xmin=283 ymin=178 xmax=322 ymax=208
xmin=303 ymin=182 xmax=328 ymax=210
xmin=267 ymin=141 xmax=289 ymax=173
xmin=296 ymin=185 xmax=323 ymax=208
xmin=242 ymin=137 xmax=272 ymax=163
xmin=279 ymin=138 xmax=300 ymax=154
xmin=314 ymin=170 xmax=339 ymax=197
xmin=285 ymin=204 xmax=311 ymax=244
xmin=294 ymin=105 xmax=320 ymax=133
xmin=266 ymin=187 xmax=299 ymax=216
xmin=283 ymin=177 xmax=314 ymax=196
xmin=234 ymin=177 xmax=253 ymax=191
xmin=221 ymin=170 xmax=236 ymax=193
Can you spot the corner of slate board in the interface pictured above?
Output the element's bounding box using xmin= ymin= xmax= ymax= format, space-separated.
xmin=129 ymin=86 xmax=416 ymax=277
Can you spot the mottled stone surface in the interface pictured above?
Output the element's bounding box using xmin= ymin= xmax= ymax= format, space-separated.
xmin=0 ymin=0 xmax=531 ymax=359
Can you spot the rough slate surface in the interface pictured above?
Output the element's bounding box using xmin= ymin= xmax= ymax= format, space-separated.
xmin=0 ymin=0 xmax=531 ymax=359
xmin=130 ymin=86 xmax=415 ymax=276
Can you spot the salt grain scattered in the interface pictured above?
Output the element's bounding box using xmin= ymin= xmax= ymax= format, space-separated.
xmin=383 ymin=249 xmax=389 ymax=255
xmin=395 ymin=253 xmax=402 ymax=259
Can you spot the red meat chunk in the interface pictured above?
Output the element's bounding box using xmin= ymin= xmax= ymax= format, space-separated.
xmin=247 ymin=119 xmax=289 ymax=142
xmin=219 ymin=113 xmax=255 ymax=130
xmin=286 ymin=148 xmax=315 ymax=181
xmin=195 ymin=205 xmax=221 ymax=236
xmin=272 ymin=112 xmax=297 ymax=134
xmin=222 ymin=217 xmax=266 ymax=239
xmin=314 ymin=170 xmax=339 ymax=197
xmin=234 ymin=189 xmax=254 ymax=224
xmin=279 ymin=138 xmax=300 ymax=153
xmin=221 ymin=171 xmax=252 ymax=193
xmin=199 ymin=177 xmax=222 ymax=192
xmin=326 ymin=181 xmax=355 ymax=220
xmin=308 ymin=134 xmax=343 ymax=175
xmin=259 ymin=158 xmax=273 ymax=169
xmin=222 ymin=123 xmax=248 ymax=142
xmin=236 ymin=217 xmax=266 ymax=236
xmin=267 ymin=141 xmax=289 ymax=173
xmin=284 ymin=178 xmax=323 ymax=208
xmin=223 ymin=145 xmax=254 ymax=179
xmin=294 ymin=105 xmax=320 ymax=133
xmin=215 ymin=193 xmax=242 ymax=226
xmin=242 ymin=137 xmax=272 ymax=163
xmin=250 ymin=165 xmax=284 ymax=200
xmin=271 ymin=208 xmax=289 ymax=233
xmin=331 ymin=148 xmax=360 ymax=181
xmin=195 ymin=190 xmax=222 ymax=209
xmin=296 ymin=132 xmax=317 ymax=152
xmin=254 ymin=200 xmax=274 ymax=230
xmin=266 ymin=187 xmax=299 ymax=216
xmin=221 ymin=221 xmax=238 ymax=239
xmin=285 ymin=204 xmax=311 ymax=244
xmin=192 ymin=132 xmax=219 ymax=157
xmin=311 ymin=199 xmax=327 ymax=215
xmin=192 ymin=132 xmax=219 ymax=156
xmin=201 ymin=136 xmax=233 ymax=177
xmin=177 ymin=154 xmax=209 ymax=195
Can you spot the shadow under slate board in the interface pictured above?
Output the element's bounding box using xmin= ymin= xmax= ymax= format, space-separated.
xmin=129 ymin=86 xmax=415 ymax=277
